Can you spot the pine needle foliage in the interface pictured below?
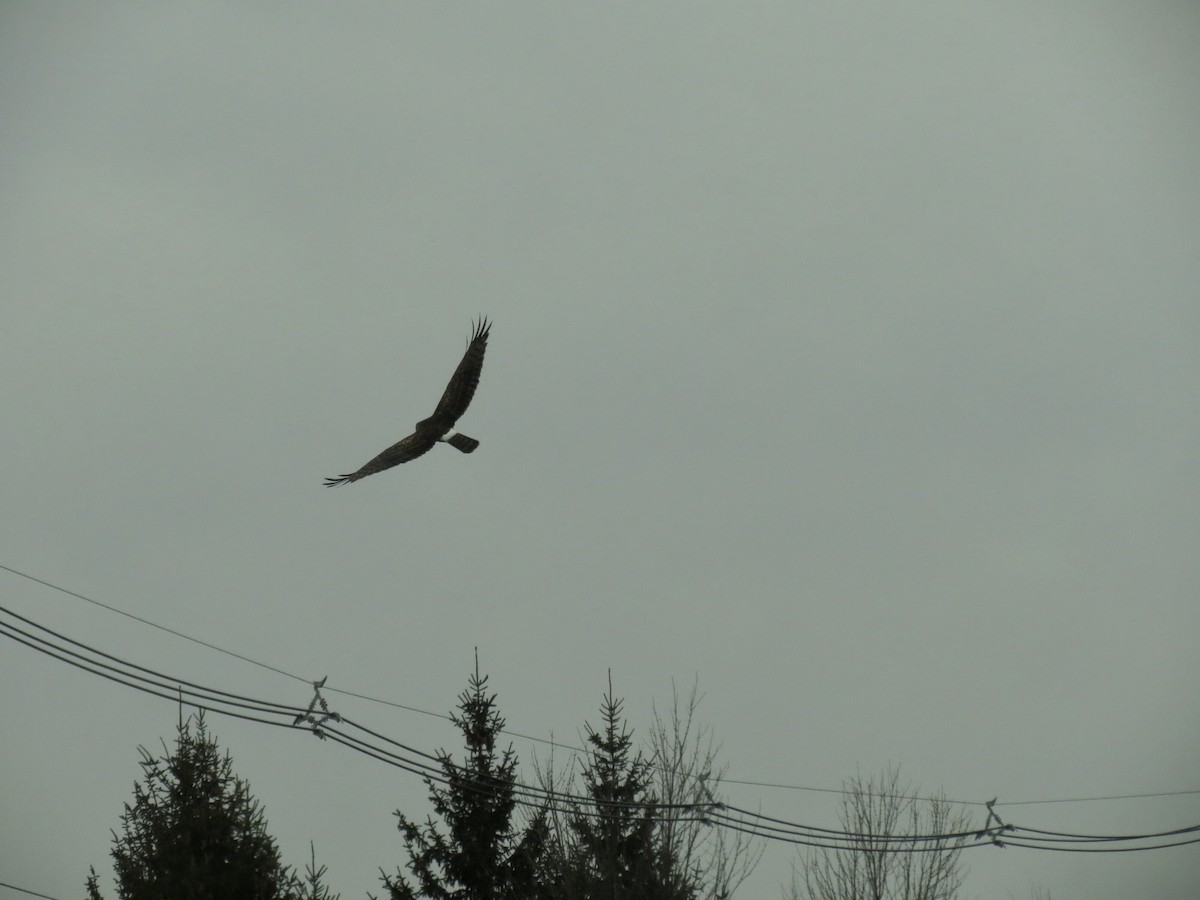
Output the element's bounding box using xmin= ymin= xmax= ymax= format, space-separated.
xmin=88 ymin=711 xmax=302 ymax=900
xmin=379 ymin=659 xmax=550 ymax=900
xmin=566 ymin=682 xmax=678 ymax=899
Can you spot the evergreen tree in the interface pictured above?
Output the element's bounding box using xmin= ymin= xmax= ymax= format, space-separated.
xmin=566 ymin=678 xmax=669 ymax=899
xmin=297 ymin=842 xmax=342 ymax=900
xmin=379 ymin=657 xmax=550 ymax=900
xmin=87 ymin=711 xmax=304 ymax=900
xmin=541 ymin=676 xmax=698 ymax=900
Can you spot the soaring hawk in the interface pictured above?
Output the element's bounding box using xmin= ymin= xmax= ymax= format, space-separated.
xmin=324 ymin=318 xmax=491 ymax=487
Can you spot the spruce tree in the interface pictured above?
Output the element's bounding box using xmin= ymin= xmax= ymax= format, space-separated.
xmin=88 ymin=710 xmax=302 ymax=900
xmin=564 ymin=676 xmax=694 ymax=900
xmin=379 ymin=657 xmax=549 ymax=900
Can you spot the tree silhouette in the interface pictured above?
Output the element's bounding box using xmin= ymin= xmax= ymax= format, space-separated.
xmin=534 ymin=678 xmax=761 ymax=900
xmin=379 ymin=655 xmax=550 ymax=900
xmin=789 ymin=765 xmax=969 ymax=900
xmin=645 ymin=680 xmax=761 ymax=900
xmin=86 ymin=710 xmax=309 ymax=900
xmin=561 ymin=674 xmax=687 ymax=900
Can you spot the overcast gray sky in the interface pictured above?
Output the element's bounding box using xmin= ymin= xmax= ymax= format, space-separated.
xmin=2 ymin=4 xmax=1198 ymax=899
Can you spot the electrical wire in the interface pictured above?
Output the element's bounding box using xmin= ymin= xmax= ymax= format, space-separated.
xmin=0 ymin=605 xmax=707 ymax=823
xmin=715 ymin=806 xmax=988 ymax=849
xmin=0 ymin=603 xmax=959 ymax=841
xmin=1013 ymin=823 xmax=1200 ymax=842
xmin=0 ymin=565 xmax=1022 ymax=810
xmin=6 ymin=562 xmax=1198 ymax=816
xmin=0 ymin=605 xmax=302 ymax=719
xmin=704 ymin=807 xmax=997 ymax=853
xmin=0 ymin=563 xmax=306 ymax=684
xmin=0 ymin=564 xmax=621 ymax=766
xmin=0 ymin=881 xmax=61 ymax=900
xmin=1001 ymin=835 xmax=1200 ymax=852
xmin=4 ymin=602 xmax=1197 ymax=857
xmin=998 ymin=789 xmax=1200 ymax=806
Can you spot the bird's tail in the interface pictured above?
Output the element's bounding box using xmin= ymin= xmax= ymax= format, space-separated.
xmin=446 ymin=433 xmax=479 ymax=454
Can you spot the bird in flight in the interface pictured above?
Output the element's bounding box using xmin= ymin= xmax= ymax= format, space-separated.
xmin=324 ymin=318 xmax=491 ymax=487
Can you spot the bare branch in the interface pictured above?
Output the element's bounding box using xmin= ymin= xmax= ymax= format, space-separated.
xmin=790 ymin=764 xmax=970 ymax=900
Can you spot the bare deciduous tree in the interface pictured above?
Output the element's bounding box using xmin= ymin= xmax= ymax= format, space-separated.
xmin=647 ymin=679 xmax=763 ymax=900
xmin=790 ymin=765 xmax=969 ymax=900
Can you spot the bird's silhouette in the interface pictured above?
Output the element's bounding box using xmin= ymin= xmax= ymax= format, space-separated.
xmin=324 ymin=318 xmax=491 ymax=486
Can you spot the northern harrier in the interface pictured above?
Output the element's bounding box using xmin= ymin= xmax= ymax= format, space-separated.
xmin=324 ymin=318 xmax=491 ymax=487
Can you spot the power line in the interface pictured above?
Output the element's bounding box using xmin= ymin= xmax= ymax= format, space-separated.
xmin=0 ymin=604 xmax=960 ymax=841
xmin=1010 ymin=822 xmax=1200 ymax=842
xmin=706 ymin=808 xmax=997 ymax=853
xmin=0 ymin=604 xmax=301 ymax=719
xmin=0 ymin=880 xmax=61 ymax=900
xmin=714 ymin=778 xmax=1200 ymax=809
xmin=1001 ymin=836 xmax=1200 ymax=852
xmin=4 ymin=602 xmax=1198 ymax=855
xmin=4 ymin=562 xmax=1200 ymax=820
xmin=0 ymin=609 xmax=974 ymax=846
xmin=999 ymin=789 xmax=1200 ymax=806
xmin=0 ymin=562 xmax=796 ymax=796
xmin=0 ymin=563 xmax=306 ymax=684
xmin=0 ymin=605 xmax=710 ymax=822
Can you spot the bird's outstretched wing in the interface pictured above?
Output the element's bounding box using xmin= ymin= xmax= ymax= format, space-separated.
xmin=323 ymin=432 xmax=437 ymax=487
xmin=428 ymin=317 xmax=490 ymax=428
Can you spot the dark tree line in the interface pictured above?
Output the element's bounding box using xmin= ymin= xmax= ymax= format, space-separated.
xmin=377 ymin=665 xmax=758 ymax=900
xmin=84 ymin=664 xmax=977 ymax=900
xmin=85 ymin=665 xmax=760 ymax=900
